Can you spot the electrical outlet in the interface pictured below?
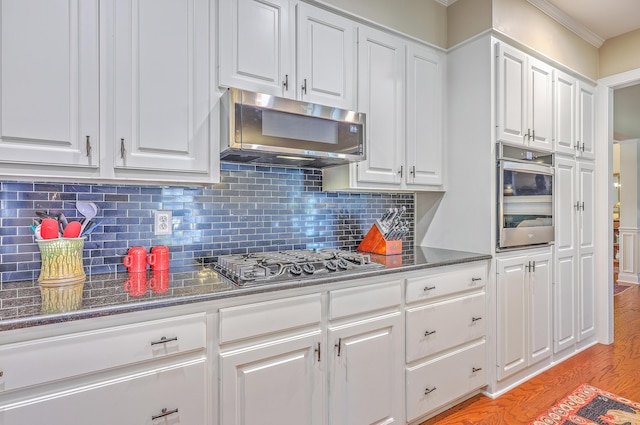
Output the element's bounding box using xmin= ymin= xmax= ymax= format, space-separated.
xmin=154 ymin=210 xmax=172 ymax=236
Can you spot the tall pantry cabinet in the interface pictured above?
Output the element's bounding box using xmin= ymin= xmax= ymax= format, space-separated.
xmin=445 ymin=33 xmax=597 ymax=394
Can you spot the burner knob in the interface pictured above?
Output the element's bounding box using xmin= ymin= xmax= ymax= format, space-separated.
xmin=326 ymin=260 xmax=337 ymax=272
xmin=337 ymin=259 xmax=349 ymax=270
xmin=290 ymin=264 xmax=303 ymax=276
xmin=302 ymin=263 xmax=316 ymax=274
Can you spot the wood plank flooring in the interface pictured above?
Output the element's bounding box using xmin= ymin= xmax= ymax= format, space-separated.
xmin=419 ymin=284 xmax=640 ymax=425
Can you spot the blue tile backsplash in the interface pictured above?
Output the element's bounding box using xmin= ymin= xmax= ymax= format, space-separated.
xmin=0 ymin=163 xmax=414 ymax=283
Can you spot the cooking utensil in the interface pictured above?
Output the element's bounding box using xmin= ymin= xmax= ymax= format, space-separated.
xmin=63 ymin=221 xmax=82 ymax=238
xmin=76 ymin=202 xmax=98 ymax=233
xmin=40 ymin=218 xmax=59 ymax=239
xmin=80 ymin=219 xmax=101 ymax=237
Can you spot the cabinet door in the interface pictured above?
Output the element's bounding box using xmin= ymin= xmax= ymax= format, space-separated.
xmin=328 ymin=312 xmax=403 ymax=425
xmin=554 ymin=70 xmax=577 ymax=156
xmin=578 ymin=160 xmax=596 ymax=341
xmin=496 ymin=256 xmax=528 ymax=380
xmin=110 ymin=0 xmax=211 ymax=174
xmin=296 ymin=3 xmax=355 ymax=110
xmin=527 ymin=57 xmax=553 ymax=151
xmin=2 ymin=360 xmax=207 ymax=425
xmin=405 ymin=42 xmax=444 ymax=187
xmin=218 ymin=0 xmax=292 ymax=97
xmin=496 ymin=43 xmax=527 ymax=146
xmin=554 ymin=157 xmax=577 ymax=352
xmin=0 ymin=0 xmax=99 ymax=168
xmin=576 ymin=82 xmax=596 ymax=159
xmin=356 ymin=26 xmax=405 ymax=186
xmin=220 ymin=331 xmax=323 ymax=425
xmin=529 ymin=252 xmax=552 ymax=364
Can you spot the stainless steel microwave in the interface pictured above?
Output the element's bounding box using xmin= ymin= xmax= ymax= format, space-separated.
xmin=220 ymin=88 xmax=366 ymax=168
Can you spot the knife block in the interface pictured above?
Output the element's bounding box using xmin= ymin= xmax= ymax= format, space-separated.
xmin=357 ymin=224 xmax=402 ymax=255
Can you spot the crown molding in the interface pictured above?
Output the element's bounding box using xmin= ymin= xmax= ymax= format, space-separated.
xmin=527 ymin=0 xmax=604 ymax=47
xmin=434 ymin=0 xmax=458 ymax=6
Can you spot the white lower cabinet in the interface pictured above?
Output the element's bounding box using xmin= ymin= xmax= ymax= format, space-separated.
xmin=404 ymin=263 xmax=488 ymax=423
xmin=496 ymin=250 xmax=552 ymax=381
xmin=1 ymin=360 xmax=206 ymax=425
xmin=220 ymin=331 xmax=323 ymax=425
xmin=406 ymin=341 xmax=486 ymax=423
xmin=328 ymin=312 xmax=403 ymax=425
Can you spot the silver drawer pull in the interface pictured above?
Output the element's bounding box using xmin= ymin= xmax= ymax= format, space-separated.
xmin=471 ymin=277 xmax=482 ymax=282
xmin=152 ymin=408 xmax=178 ymax=420
xmin=472 ymin=367 xmax=483 ymax=373
xmin=151 ymin=336 xmax=178 ymax=346
xmin=424 ymin=386 xmax=437 ymax=395
xmin=472 ymin=317 xmax=482 ymax=322
xmin=424 ymin=330 xmax=436 ymax=336
xmin=423 ymin=286 xmax=436 ymax=292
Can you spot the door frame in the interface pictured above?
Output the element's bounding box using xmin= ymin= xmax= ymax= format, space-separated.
xmin=595 ymin=67 xmax=640 ymax=344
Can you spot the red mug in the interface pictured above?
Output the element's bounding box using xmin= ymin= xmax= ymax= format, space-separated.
xmin=147 ymin=245 xmax=170 ymax=271
xmin=123 ymin=272 xmax=147 ymax=296
xmin=148 ymin=270 xmax=170 ymax=294
xmin=124 ymin=246 xmax=147 ymax=272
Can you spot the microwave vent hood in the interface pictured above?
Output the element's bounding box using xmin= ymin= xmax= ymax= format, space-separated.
xmin=220 ymin=88 xmax=366 ymax=169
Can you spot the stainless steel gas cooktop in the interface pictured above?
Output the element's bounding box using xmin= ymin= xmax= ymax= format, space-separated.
xmin=210 ymin=249 xmax=384 ymax=286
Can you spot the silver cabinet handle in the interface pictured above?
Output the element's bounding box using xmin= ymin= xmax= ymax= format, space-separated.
xmin=472 ymin=367 xmax=483 ymax=373
xmin=398 ymin=165 xmax=403 ymax=178
xmin=315 ymin=342 xmax=321 ymax=362
xmin=424 ymin=387 xmax=437 ymax=395
xmin=423 ymin=286 xmax=436 ymax=292
xmin=531 ymin=129 xmax=535 ymax=141
xmin=120 ymin=138 xmax=126 ymax=159
xmin=301 ymin=78 xmax=307 ymax=95
xmin=282 ymin=74 xmax=289 ymax=91
xmin=575 ymin=201 xmax=581 ymax=211
xmin=152 ymin=408 xmax=178 ymax=420
xmin=410 ymin=165 xmax=416 ymax=177
xmin=335 ymin=338 xmax=342 ymax=356
xmin=86 ymin=135 xmax=91 ymax=158
xmin=471 ymin=277 xmax=482 ymax=282
xmin=424 ymin=330 xmax=436 ymax=336
xmin=575 ymin=141 xmax=581 ymax=151
xmin=151 ymin=336 xmax=178 ymax=346
xmin=471 ymin=317 xmax=482 ymax=322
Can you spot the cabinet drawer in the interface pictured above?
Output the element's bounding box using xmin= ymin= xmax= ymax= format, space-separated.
xmin=220 ymin=293 xmax=321 ymax=344
xmin=406 ymin=292 xmax=486 ymax=363
xmin=0 ymin=313 xmax=205 ymax=393
xmin=406 ymin=341 xmax=487 ymax=423
xmin=1 ymin=359 xmax=206 ymax=424
xmin=329 ymin=280 xmax=401 ymax=320
xmin=406 ymin=264 xmax=486 ymax=304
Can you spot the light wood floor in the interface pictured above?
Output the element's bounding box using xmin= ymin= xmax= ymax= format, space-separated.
xmin=420 ymin=284 xmax=640 ymax=425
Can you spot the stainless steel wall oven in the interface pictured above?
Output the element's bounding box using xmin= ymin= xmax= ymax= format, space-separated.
xmin=497 ymin=144 xmax=554 ymax=251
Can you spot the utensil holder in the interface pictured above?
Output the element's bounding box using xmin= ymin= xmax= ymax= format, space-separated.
xmin=357 ymin=224 xmax=402 ymax=255
xmin=37 ymin=238 xmax=86 ymax=283
xmin=37 ymin=238 xmax=86 ymax=314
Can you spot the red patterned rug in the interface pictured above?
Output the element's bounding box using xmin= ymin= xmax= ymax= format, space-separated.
xmin=531 ymin=384 xmax=640 ymax=424
xmin=614 ymin=284 xmax=631 ymax=296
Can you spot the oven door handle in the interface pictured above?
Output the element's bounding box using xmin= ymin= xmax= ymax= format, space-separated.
xmin=501 ymin=161 xmax=554 ymax=175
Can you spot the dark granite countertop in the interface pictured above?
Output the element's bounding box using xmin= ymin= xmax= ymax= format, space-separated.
xmin=0 ymin=246 xmax=491 ymax=331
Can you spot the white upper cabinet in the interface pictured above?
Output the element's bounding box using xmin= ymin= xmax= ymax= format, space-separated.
xmin=355 ymin=25 xmax=405 ymax=186
xmin=296 ymin=3 xmax=356 ymax=110
xmin=323 ymin=28 xmax=445 ymax=192
xmin=496 ymin=43 xmax=553 ymax=151
xmin=218 ymin=0 xmax=292 ymax=97
xmin=108 ymin=0 xmax=212 ymax=175
xmin=0 ymin=0 xmax=99 ymax=171
xmin=554 ymin=70 xmax=577 ymax=156
xmin=576 ymin=81 xmax=596 ymax=160
xmin=218 ymin=0 xmax=356 ymax=110
xmin=405 ymin=42 xmax=445 ymax=187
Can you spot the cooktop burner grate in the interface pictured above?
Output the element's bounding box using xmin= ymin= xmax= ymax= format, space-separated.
xmin=210 ymin=249 xmax=383 ymax=286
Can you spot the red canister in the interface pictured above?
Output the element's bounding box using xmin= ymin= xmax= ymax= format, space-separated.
xmin=123 ymin=246 xmax=147 ymax=273
xmin=147 ymin=245 xmax=170 ymax=271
